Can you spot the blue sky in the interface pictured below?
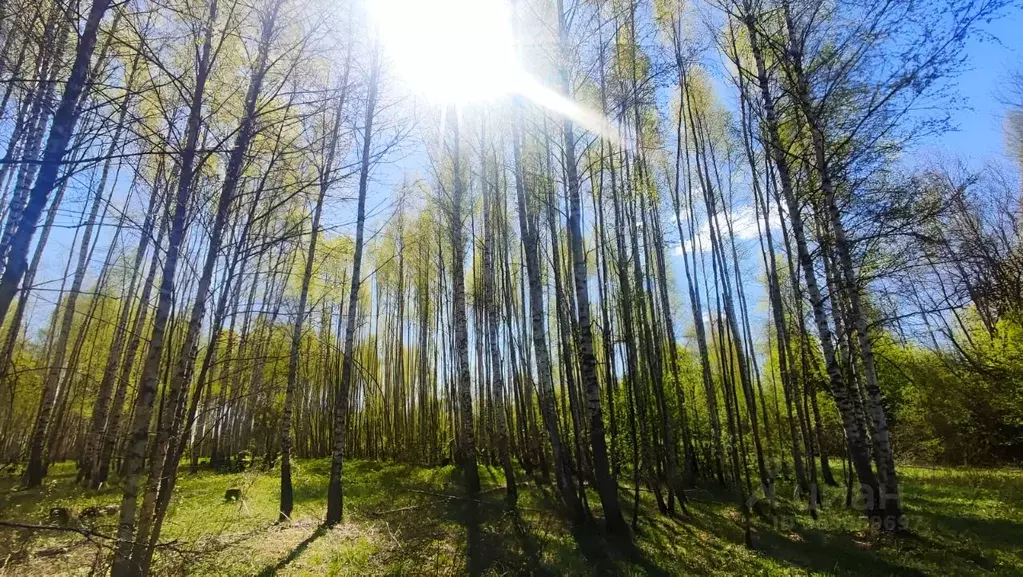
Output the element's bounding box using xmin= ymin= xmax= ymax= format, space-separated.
xmin=667 ymin=9 xmax=1023 ymax=345
xmin=20 ymin=6 xmax=1023 ymax=343
xmin=929 ymin=12 xmax=1023 ymax=165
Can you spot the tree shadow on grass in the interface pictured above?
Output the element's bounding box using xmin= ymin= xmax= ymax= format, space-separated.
xmin=290 ymin=460 xmax=441 ymax=507
xmin=566 ymin=523 xmax=621 ymax=576
xmin=547 ymin=486 xmax=675 ymax=577
xmin=755 ymin=525 xmax=929 ymax=576
xmin=295 ymin=463 xmax=482 ymax=574
xmin=682 ymin=490 xmax=929 ymax=576
xmin=254 ymin=525 xmax=327 ymax=577
xmin=465 ymin=498 xmax=485 ymax=576
xmin=509 ymin=509 xmax=558 ymax=577
xmin=894 ymin=510 xmax=1023 ymax=572
xmin=435 ymin=469 xmax=503 ymax=576
xmin=568 ymin=521 xmax=674 ymax=577
xmin=905 ymin=499 xmax=1023 ymax=548
xmin=372 ymin=468 xmax=568 ymax=575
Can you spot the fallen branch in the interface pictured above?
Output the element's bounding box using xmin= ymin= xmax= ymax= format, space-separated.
xmin=0 ymin=520 xmax=119 ymax=542
xmin=0 ymin=520 xmax=187 ymax=553
xmin=383 ymin=521 xmax=401 ymax=549
xmin=397 ymin=488 xmax=559 ymax=517
xmin=368 ymin=498 xmax=453 ymax=516
xmin=406 ymin=486 xmax=504 ymax=500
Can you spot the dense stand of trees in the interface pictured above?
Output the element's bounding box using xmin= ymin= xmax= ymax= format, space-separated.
xmin=0 ymin=0 xmax=1018 ymax=572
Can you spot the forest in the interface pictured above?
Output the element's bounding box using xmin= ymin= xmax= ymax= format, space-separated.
xmin=0 ymin=0 xmax=1021 ymax=574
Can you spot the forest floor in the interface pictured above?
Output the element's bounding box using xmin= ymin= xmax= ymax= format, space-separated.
xmin=0 ymin=460 xmax=1021 ymax=576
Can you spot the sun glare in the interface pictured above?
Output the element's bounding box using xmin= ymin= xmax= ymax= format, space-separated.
xmin=369 ymin=0 xmax=518 ymax=102
xmin=368 ymin=0 xmax=619 ymax=142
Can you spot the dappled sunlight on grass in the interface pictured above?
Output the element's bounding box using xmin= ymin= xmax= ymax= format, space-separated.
xmin=2 ymin=461 xmax=1021 ymax=575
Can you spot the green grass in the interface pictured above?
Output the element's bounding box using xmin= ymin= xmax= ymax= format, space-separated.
xmin=1 ymin=461 xmax=1021 ymax=575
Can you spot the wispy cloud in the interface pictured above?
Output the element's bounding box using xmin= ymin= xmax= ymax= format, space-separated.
xmin=673 ymin=204 xmax=781 ymax=256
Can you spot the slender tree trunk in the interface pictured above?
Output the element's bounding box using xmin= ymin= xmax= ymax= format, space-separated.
xmin=480 ymin=124 xmax=516 ymax=505
xmin=444 ymin=105 xmax=481 ymax=498
xmin=325 ymin=42 xmax=370 ymax=525
xmin=742 ymin=10 xmax=882 ymax=524
xmin=556 ymin=0 xmax=625 ymax=533
xmin=24 ymin=112 xmax=118 ymax=487
xmin=131 ymin=8 xmax=280 ymax=566
xmin=111 ymin=3 xmax=217 ymax=572
xmin=0 ymin=0 xmax=111 ymax=326
xmin=511 ymin=100 xmax=580 ymax=519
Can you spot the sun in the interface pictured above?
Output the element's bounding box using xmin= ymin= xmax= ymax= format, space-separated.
xmin=367 ymin=0 xmax=619 ymax=141
xmin=368 ymin=0 xmax=520 ymax=102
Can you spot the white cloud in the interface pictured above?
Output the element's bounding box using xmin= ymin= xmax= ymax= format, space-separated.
xmin=672 ymin=204 xmax=782 ymax=255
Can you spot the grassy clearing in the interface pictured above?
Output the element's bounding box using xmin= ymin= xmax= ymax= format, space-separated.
xmin=1 ymin=461 xmax=1021 ymax=575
